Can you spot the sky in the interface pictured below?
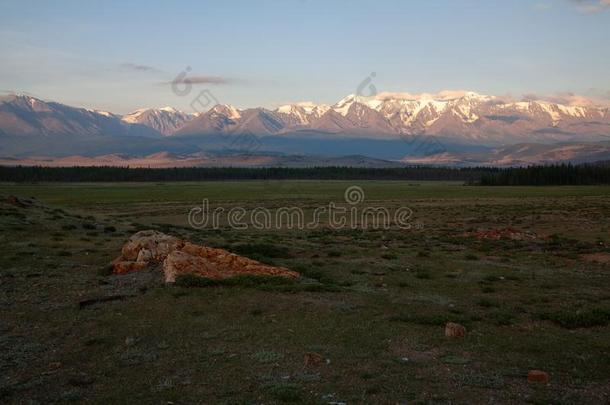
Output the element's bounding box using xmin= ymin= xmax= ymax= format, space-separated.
xmin=0 ymin=0 xmax=609 ymax=114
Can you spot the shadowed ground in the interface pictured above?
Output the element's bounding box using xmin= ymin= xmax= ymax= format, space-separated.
xmin=1 ymin=181 xmax=609 ymax=403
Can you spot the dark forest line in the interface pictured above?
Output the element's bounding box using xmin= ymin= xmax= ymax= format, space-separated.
xmin=0 ymin=164 xmax=609 ymax=185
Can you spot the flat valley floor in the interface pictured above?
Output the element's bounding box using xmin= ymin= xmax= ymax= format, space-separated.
xmin=1 ymin=181 xmax=609 ymax=403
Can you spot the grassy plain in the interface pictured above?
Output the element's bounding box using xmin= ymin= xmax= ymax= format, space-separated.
xmin=1 ymin=181 xmax=609 ymax=403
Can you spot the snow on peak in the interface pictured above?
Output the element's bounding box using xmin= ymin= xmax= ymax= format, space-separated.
xmin=276 ymin=104 xmax=301 ymax=114
xmin=210 ymin=104 xmax=241 ymax=119
xmin=332 ymin=94 xmax=375 ymax=116
xmin=95 ymin=110 xmax=115 ymax=118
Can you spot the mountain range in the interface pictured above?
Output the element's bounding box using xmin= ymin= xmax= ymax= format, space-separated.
xmin=1 ymin=92 xmax=609 ymax=166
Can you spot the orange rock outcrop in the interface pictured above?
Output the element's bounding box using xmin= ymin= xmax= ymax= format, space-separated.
xmin=112 ymin=230 xmax=299 ymax=282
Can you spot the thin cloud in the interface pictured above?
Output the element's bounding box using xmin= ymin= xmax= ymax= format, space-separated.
xmin=569 ymin=0 xmax=610 ymax=13
xmin=169 ymin=75 xmax=229 ymax=85
xmin=119 ymin=62 xmax=160 ymax=73
xmin=374 ymin=90 xmax=482 ymax=101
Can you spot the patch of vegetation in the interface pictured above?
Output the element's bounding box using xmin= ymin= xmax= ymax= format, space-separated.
xmin=540 ymin=308 xmax=610 ymax=329
xmin=414 ymin=269 xmax=432 ymax=279
xmin=174 ymin=273 xmax=342 ymax=293
xmin=292 ymin=264 xmax=337 ymax=285
xmin=232 ymin=243 xmax=292 ymax=260
xmin=252 ymin=350 xmax=283 ymax=363
xmin=477 ymin=298 xmax=500 ymax=308
xmin=327 ymin=250 xmax=342 ymax=257
xmin=464 ymin=253 xmax=479 ymax=261
xmin=488 ymin=310 xmax=516 ymax=326
xmin=390 ymin=313 xmax=471 ymax=326
xmin=480 ymin=275 xmax=502 ymax=283
xmin=267 ymin=383 xmax=302 ymax=402
xmin=175 ymin=274 xmax=291 ymax=288
xmin=97 ymin=264 xmax=114 ymax=277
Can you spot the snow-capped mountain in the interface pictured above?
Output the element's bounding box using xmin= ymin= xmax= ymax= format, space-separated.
xmin=4 ymin=92 xmax=608 ymax=144
xmin=0 ymin=94 xmax=161 ymax=138
xmin=171 ymin=91 xmax=610 ymax=144
xmin=121 ymin=107 xmax=193 ymax=136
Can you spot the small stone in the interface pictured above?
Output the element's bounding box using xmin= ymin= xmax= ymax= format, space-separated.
xmin=304 ymin=352 xmax=325 ymax=367
xmin=445 ymin=322 xmax=466 ymax=338
xmin=527 ymin=370 xmax=549 ymax=384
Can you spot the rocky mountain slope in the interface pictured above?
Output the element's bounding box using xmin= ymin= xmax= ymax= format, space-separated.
xmin=121 ymin=107 xmax=192 ymax=136
xmin=0 ymin=94 xmax=160 ymax=138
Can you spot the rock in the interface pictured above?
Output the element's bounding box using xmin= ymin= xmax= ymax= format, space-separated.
xmin=136 ymin=248 xmax=153 ymax=263
xmin=112 ymin=260 xmax=148 ymax=275
xmin=445 ymin=322 xmax=466 ymax=338
xmin=7 ymin=195 xmax=32 ymax=208
xmin=304 ymin=352 xmax=325 ymax=367
xmin=119 ymin=230 xmax=180 ymax=262
xmin=112 ymin=230 xmax=299 ymax=283
xmin=163 ymin=250 xmax=219 ymax=283
xmin=163 ymin=243 xmax=299 ymax=283
xmin=527 ymin=370 xmax=549 ymax=384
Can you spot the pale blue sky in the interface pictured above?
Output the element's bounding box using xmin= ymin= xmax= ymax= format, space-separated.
xmin=1 ymin=0 xmax=609 ymax=113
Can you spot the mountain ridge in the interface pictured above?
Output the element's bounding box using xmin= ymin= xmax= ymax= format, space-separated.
xmin=1 ymin=92 xmax=609 ymax=163
xmin=3 ymin=92 xmax=609 ymax=144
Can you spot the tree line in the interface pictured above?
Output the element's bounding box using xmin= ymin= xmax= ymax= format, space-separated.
xmin=0 ymin=165 xmax=491 ymax=182
xmin=0 ymin=164 xmax=609 ymax=185
xmin=480 ymin=163 xmax=610 ymax=185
